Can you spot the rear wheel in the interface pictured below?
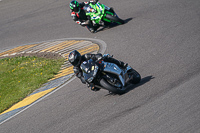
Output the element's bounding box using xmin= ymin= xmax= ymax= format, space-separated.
xmin=99 ymin=78 xmax=125 ymax=94
xmin=105 ymin=14 xmax=125 ymax=24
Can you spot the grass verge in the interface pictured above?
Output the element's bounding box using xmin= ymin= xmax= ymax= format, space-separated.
xmin=0 ymin=56 xmax=65 ymax=113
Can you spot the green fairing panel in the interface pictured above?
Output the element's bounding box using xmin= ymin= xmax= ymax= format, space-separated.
xmin=85 ymin=3 xmax=105 ymax=23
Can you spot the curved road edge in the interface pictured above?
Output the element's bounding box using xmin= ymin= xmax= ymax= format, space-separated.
xmin=0 ymin=38 xmax=107 ymax=125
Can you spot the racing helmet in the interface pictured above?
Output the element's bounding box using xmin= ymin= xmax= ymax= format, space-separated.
xmin=69 ymin=0 xmax=80 ymax=13
xmin=68 ymin=50 xmax=82 ymax=66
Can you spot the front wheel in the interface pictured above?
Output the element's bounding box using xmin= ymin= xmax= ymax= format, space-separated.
xmin=128 ymin=69 xmax=141 ymax=84
xmin=99 ymin=78 xmax=125 ymax=94
xmin=105 ymin=14 xmax=125 ymax=24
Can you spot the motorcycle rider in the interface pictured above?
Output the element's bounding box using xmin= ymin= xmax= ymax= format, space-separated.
xmin=86 ymin=0 xmax=115 ymax=26
xmin=69 ymin=0 xmax=99 ymax=33
xmin=68 ymin=50 xmax=128 ymax=91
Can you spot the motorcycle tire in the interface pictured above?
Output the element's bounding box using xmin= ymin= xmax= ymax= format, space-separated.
xmin=105 ymin=14 xmax=125 ymax=24
xmin=99 ymin=78 xmax=125 ymax=94
xmin=129 ymin=69 xmax=141 ymax=84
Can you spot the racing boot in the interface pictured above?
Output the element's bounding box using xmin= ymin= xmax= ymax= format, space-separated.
xmin=122 ymin=62 xmax=128 ymax=69
xmin=114 ymin=60 xmax=128 ymax=69
xmin=118 ymin=61 xmax=128 ymax=69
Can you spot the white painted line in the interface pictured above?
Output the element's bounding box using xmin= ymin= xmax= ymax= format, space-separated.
xmin=0 ymin=38 xmax=107 ymax=125
xmin=0 ymin=76 xmax=75 ymax=125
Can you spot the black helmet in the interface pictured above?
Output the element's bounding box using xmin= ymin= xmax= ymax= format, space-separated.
xmin=69 ymin=0 xmax=80 ymax=13
xmin=68 ymin=50 xmax=81 ymax=66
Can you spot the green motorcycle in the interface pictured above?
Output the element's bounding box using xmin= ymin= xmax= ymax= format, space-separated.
xmin=84 ymin=2 xmax=124 ymax=27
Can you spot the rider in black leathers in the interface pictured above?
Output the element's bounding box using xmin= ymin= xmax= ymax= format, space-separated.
xmin=68 ymin=50 xmax=128 ymax=91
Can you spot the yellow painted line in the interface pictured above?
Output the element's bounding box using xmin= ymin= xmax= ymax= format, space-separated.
xmin=0 ymin=40 xmax=100 ymax=117
xmin=49 ymin=40 xmax=84 ymax=52
xmin=49 ymin=44 xmax=99 ymax=81
xmin=0 ymin=44 xmax=38 ymax=57
xmin=64 ymin=44 xmax=99 ymax=60
xmin=0 ymin=87 xmax=57 ymax=115
xmin=40 ymin=41 xmax=70 ymax=52
xmin=40 ymin=40 xmax=73 ymax=52
xmin=49 ymin=66 xmax=74 ymax=81
xmin=40 ymin=40 xmax=83 ymax=52
xmin=78 ymin=44 xmax=99 ymax=55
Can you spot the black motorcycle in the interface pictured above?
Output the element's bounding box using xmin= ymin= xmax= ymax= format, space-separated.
xmin=80 ymin=59 xmax=141 ymax=94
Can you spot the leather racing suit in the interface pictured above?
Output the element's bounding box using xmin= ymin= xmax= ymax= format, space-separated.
xmin=70 ymin=2 xmax=99 ymax=32
xmin=73 ymin=53 xmax=127 ymax=91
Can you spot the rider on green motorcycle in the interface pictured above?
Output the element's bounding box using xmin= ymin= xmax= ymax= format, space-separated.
xmin=69 ymin=0 xmax=99 ymax=33
xmin=85 ymin=0 xmax=108 ymax=25
xmin=84 ymin=0 xmax=122 ymax=27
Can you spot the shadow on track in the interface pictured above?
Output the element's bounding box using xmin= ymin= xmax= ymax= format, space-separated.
xmin=126 ymin=75 xmax=155 ymax=93
xmin=123 ymin=18 xmax=133 ymax=24
xmin=96 ymin=18 xmax=133 ymax=33
xmin=105 ymin=75 xmax=155 ymax=96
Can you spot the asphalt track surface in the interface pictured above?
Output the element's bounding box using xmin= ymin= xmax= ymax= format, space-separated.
xmin=0 ymin=0 xmax=200 ymax=132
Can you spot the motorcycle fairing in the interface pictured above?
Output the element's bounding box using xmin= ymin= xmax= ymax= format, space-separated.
xmin=103 ymin=61 xmax=132 ymax=86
